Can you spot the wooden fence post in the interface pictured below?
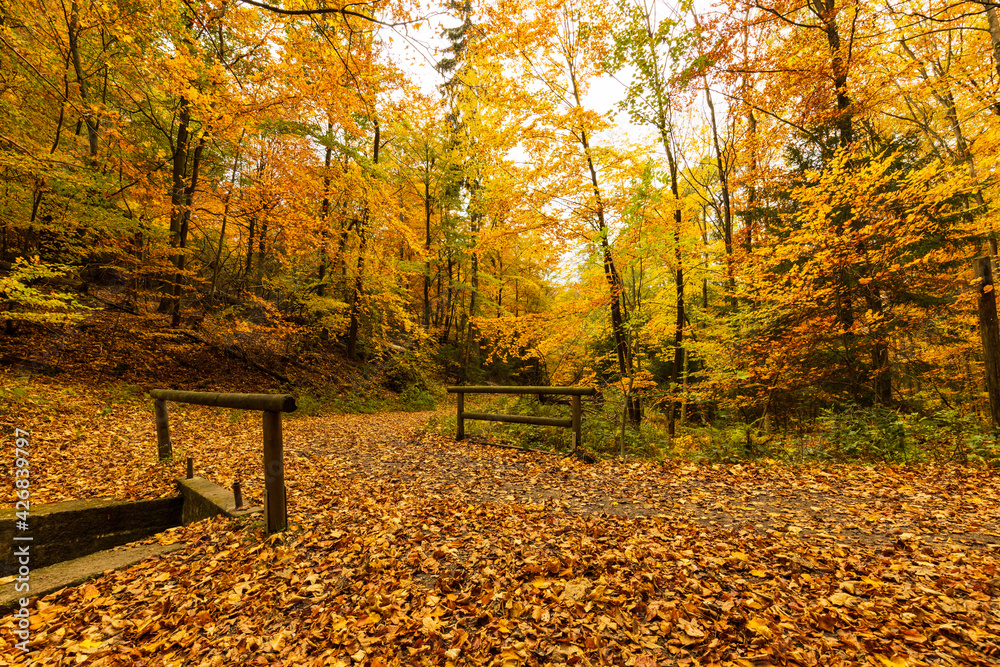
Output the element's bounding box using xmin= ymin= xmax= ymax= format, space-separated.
xmin=571 ymin=394 xmax=581 ymax=451
xmin=262 ymin=410 xmax=286 ymax=533
xmin=151 ymin=390 xmax=295 ymax=537
xmin=447 ymin=386 xmax=595 ymax=450
xmin=154 ymin=399 xmax=172 ymax=461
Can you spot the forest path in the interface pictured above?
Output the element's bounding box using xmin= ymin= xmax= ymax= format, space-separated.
xmin=10 ymin=407 xmax=1000 ymax=665
xmin=289 ymin=411 xmax=1000 ymax=553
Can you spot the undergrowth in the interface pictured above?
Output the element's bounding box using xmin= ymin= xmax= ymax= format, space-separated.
xmin=424 ymin=391 xmax=673 ymax=460
xmin=430 ymin=390 xmax=1000 ymax=467
xmin=672 ymin=407 xmax=1000 ymax=466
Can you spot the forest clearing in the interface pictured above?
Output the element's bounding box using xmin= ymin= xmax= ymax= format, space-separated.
xmin=4 ymin=0 xmax=1000 ymax=662
xmin=0 ymin=339 xmax=999 ymax=665
xmin=0 ymin=303 xmax=996 ymax=665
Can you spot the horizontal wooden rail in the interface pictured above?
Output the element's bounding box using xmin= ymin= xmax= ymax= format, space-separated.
xmin=151 ymin=389 xmax=295 ymax=533
xmin=150 ymin=389 xmax=296 ymax=413
xmin=447 ymin=385 xmax=597 ymax=396
xmin=447 ymin=385 xmax=596 ymax=450
xmin=461 ymin=412 xmax=573 ymax=428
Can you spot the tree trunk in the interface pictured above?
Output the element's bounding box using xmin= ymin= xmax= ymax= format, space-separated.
xmin=158 ymin=93 xmax=192 ymax=313
xmin=255 ymin=218 xmax=268 ymax=291
xmin=864 ymin=287 xmax=891 ymax=405
xmin=170 ymin=134 xmax=206 ymax=327
xmin=700 ymin=206 xmax=709 ymax=309
xmin=442 ymin=254 xmax=454 ymax=344
xmin=976 ymin=257 xmax=1000 ymax=427
xmin=423 ymin=147 xmax=434 ymax=327
xmin=211 ymin=129 xmax=244 ymax=299
xmin=704 ymin=82 xmax=736 ymax=311
xmin=68 ymin=0 xmax=98 ymax=158
xmin=245 ymin=215 xmax=256 ymax=281
xmin=812 ymin=0 xmax=862 ymax=398
xmin=346 ymin=121 xmax=379 ymax=360
xmin=637 ymin=7 xmax=683 ymax=433
xmin=812 ymin=0 xmax=853 ymax=148
xmin=317 ymin=124 xmax=334 ymax=297
xmin=570 ymin=65 xmax=638 ymax=424
xmin=461 ymin=208 xmax=481 ymax=378
xmin=983 ymin=2 xmax=1000 ymax=114
xmin=658 ymin=126 xmax=684 ymax=436
xmin=742 ymin=12 xmax=757 ymax=254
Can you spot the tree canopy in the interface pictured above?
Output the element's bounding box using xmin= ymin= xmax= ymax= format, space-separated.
xmin=3 ymin=0 xmax=1000 ymax=449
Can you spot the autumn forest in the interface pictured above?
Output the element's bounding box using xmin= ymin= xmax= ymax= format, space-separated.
xmin=5 ymin=0 xmax=1000 ymax=454
xmin=5 ymin=0 xmax=1000 ymax=663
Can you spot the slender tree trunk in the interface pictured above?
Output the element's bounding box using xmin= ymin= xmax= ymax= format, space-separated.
xmin=68 ymin=0 xmax=98 ymax=158
xmin=245 ymin=214 xmax=256 ymax=282
xmin=255 ymin=218 xmax=268 ymax=292
xmin=317 ymin=123 xmax=334 ymax=297
xmin=812 ymin=0 xmax=853 ymax=149
xmin=347 ymin=121 xmax=379 ymax=359
xmin=812 ymin=0 xmax=862 ymax=398
xmin=704 ymin=82 xmax=736 ymax=311
xmin=864 ymin=288 xmax=891 ymax=405
xmin=638 ymin=7 xmax=682 ymax=432
xmin=158 ymin=94 xmax=192 ymax=313
xmin=741 ymin=10 xmax=757 ymax=254
xmin=423 ymin=147 xmax=434 ymax=327
xmin=51 ymin=50 xmax=72 ymax=154
xmin=443 ymin=254 xmax=454 ymax=344
xmin=983 ymin=2 xmax=1000 ymax=114
xmin=700 ymin=206 xmax=709 ymax=309
xmin=434 ymin=260 xmax=443 ymax=327
xmin=656 ymin=124 xmax=684 ymax=436
xmin=496 ymin=255 xmax=503 ymax=316
xmin=461 ymin=208 xmax=481 ymax=378
xmin=170 ymin=134 xmax=206 ymax=327
xmin=211 ymin=129 xmax=245 ymax=299
xmin=976 ymin=257 xmax=1000 ymax=427
xmin=569 ymin=64 xmax=638 ymax=423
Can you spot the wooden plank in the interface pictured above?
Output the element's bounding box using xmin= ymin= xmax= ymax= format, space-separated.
xmin=571 ymin=394 xmax=581 ymax=451
xmin=150 ymin=389 xmax=297 ymax=413
xmin=461 ymin=412 xmax=573 ymax=428
xmin=262 ymin=411 xmax=286 ymax=533
xmin=446 ymin=385 xmax=596 ymax=396
xmin=457 ymin=392 xmax=465 ymax=440
xmin=154 ymin=398 xmax=172 ymax=461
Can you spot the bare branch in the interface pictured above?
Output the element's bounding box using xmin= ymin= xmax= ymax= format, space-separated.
xmin=237 ymin=0 xmax=406 ymax=27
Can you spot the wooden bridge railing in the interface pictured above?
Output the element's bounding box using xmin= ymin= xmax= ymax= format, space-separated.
xmin=151 ymin=389 xmax=297 ymax=533
xmin=446 ymin=386 xmax=597 ymax=450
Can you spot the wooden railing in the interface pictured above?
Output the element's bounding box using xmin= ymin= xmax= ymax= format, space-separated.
xmin=151 ymin=389 xmax=297 ymax=533
xmin=446 ymin=386 xmax=597 ymax=450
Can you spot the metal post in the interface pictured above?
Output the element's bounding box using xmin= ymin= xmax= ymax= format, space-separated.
xmin=262 ymin=410 xmax=286 ymax=532
xmin=233 ymin=481 xmax=243 ymax=509
xmin=456 ymin=392 xmax=465 ymax=440
xmin=186 ymin=457 xmax=193 ymax=479
xmin=571 ymin=394 xmax=581 ymax=451
xmin=155 ymin=399 xmax=172 ymax=461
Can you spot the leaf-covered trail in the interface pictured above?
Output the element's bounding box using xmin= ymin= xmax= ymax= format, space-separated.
xmin=4 ymin=409 xmax=1000 ymax=665
xmin=330 ymin=428 xmax=1000 ymax=552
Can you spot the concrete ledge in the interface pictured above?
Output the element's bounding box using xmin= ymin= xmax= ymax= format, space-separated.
xmin=175 ymin=477 xmax=262 ymax=524
xmin=0 ymin=541 xmax=185 ymax=613
xmin=0 ymin=497 xmax=183 ymax=576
